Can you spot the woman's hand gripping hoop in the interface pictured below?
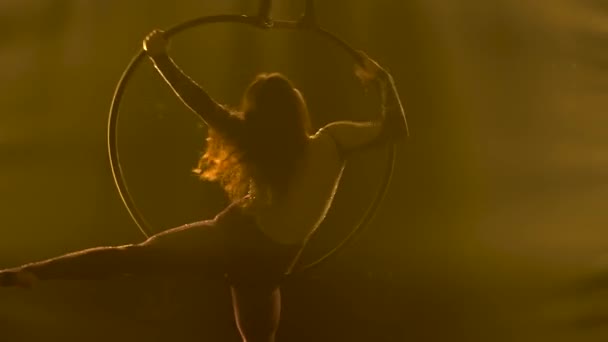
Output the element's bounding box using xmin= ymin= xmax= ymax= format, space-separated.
xmin=142 ymin=29 xmax=169 ymax=58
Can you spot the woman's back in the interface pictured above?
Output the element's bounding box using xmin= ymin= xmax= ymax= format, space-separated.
xmin=245 ymin=70 xmax=407 ymax=246
xmin=247 ymin=129 xmax=345 ymax=245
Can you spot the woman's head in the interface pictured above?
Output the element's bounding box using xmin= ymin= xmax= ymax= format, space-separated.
xmin=241 ymin=72 xmax=311 ymax=140
xmin=196 ymin=73 xmax=312 ymax=203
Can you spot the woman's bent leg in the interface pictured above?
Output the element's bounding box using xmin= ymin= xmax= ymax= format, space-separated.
xmin=231 ymin=285 xmax=281 ymax=342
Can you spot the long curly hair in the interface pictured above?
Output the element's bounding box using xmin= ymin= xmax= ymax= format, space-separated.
xmin=194 ymin=73 xmax=312 ymax=204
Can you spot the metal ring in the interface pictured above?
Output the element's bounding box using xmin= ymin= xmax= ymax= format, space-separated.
xmin=107 ymin=13 xmax=397 ymax=276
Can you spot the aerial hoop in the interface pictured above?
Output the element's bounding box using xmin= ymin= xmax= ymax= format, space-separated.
xmin=107 ymin=0 xmax=397 ymax=276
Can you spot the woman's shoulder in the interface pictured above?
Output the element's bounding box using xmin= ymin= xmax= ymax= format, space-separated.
xmin=309 ymin=126 xmax=335 ymax=145
xmin=308 ymin=126 xmax=346 ymax=159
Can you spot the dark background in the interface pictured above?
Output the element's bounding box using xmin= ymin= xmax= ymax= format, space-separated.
xmin=1 ymin=0 xmax=607 ymax=341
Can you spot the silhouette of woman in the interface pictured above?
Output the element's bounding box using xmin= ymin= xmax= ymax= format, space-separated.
xmin=0 ymin=29 xmax=407 ymax=342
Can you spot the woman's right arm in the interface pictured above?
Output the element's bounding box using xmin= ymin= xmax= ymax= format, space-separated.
xmin=143 ymin=30 xmax=243 ymax=139
xmin=319 ymin=55 xmax=408 ymax=155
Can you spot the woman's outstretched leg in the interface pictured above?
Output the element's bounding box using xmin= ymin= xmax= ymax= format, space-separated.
xmin=0 ymin=219 xmax=227 ymax=287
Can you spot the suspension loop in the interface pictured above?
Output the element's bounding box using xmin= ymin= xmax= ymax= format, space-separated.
xmin=257 ymin=0 xmax=274 ymax=28
xmin=299 ymin=0 xmax=317 ymax=28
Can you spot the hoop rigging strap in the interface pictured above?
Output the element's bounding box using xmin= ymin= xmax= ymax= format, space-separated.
xmin=107 ymin=1 xmax=397 ymax=276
